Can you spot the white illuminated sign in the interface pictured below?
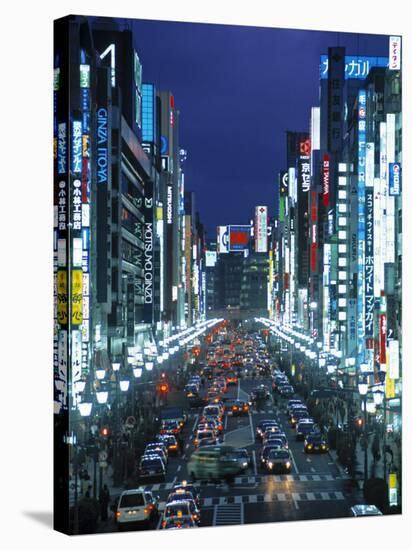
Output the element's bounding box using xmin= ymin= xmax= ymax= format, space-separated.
xmin=167 ymin=185 xmax=173 ymax=224
xmin=389 ymin=36 xmax=401 ymax=70
xmin=255 ymin=206 xmax=268 ymax=253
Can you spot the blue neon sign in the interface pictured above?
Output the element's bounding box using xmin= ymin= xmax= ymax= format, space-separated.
xmin=320 ymin=55 xmax=388 ymax=80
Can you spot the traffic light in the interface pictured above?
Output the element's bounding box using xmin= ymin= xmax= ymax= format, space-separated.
xmin=354 ymin=417 xmax=364 ymax=432
xmin=99 ymin=426 xmax=110 ymax=438
xmin=157 ymin=381 xmax=169 ymax=394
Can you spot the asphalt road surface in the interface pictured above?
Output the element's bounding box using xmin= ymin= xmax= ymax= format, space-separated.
xmin=100 ymin=374 xmax=362 ymax=532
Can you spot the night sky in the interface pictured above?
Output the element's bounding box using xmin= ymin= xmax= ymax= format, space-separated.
xmin=126 ymin=19 xmax=388 ymax=236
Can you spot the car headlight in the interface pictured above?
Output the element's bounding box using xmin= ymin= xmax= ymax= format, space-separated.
xmin=268 ymin=462 xmax=273 ymax=468
xmin=321 ymin=444 xmax=326 ymax=449
xmin=285 ymin=461 xmax=291 ymax=468
xmin=307 ymin=444 xmax=313 ymax=449
xmin=242 ymin=462 xmax=248 ymax=467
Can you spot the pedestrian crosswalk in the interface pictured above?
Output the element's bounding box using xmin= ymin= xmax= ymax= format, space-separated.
xmin=142 ymin=473 xmax=339 ymax=492
xmin=202 ymin=491 xmax=345 ymax=508
xmin=213 ymin=503 xmax=244 ymax=525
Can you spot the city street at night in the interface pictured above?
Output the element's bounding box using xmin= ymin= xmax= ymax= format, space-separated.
xmin=52 ymin=14 xmax=402 ymax=536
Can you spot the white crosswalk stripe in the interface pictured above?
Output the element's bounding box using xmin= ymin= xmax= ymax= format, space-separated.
xmin=200 ymin=492 xmax=345 ymax=507
xmin=213 ymin=503 xmax=243 ymax=526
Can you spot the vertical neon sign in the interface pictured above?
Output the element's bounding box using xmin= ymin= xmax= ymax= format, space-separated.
xmin=357 ymin=90 xmax=367 ymax=364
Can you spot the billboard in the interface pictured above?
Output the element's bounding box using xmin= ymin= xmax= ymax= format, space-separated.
xmin=205 ymin=251 xmax=217 ymax=267
xmin=320 ymin=55 xmax=388 ymax=80
xmin=357 ymin=89 xmax=367 ymax=360
xmin=229 ymin=225 xmax=250 ymax=251
xmin=255 ymin=206 xmax=268 ymax=253
xmin=389 ymin=162 xmax=401 ymax=196
xmin=389 ymin=36 xmax=401 ymax=70
xmin=217 ymin=225 xmax=229 ymax=254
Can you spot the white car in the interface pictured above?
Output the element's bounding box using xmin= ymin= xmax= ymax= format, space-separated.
xmin=115 ymin=489 xmax=159 ymax=530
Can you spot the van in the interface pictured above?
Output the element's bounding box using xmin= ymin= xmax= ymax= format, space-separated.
xmin=188 ymin=445 xmax=242 ymax=481
xmin=115 ymin=489 xmax=159 ymax=530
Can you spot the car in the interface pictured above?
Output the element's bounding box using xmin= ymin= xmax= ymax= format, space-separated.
xmin=260 ymin=443 xmax=284 ymax=465
xmin=256 ymin=420 xmax=279 ymax=440
xmin=287 ymin=399 xmax=304 ymax=413
xmin=203 ymin=404 xmax=224 ymax=420
xmin=278 ymin=385 xmax=294 ymax=398
xmin=155 ymin=434 xmax=179 ymax=455
xmin=162 ymin=500 xmax=200 ymax=527
xmin=162 ymin=516 xmax=198 ymax=529
xmin=290 ymin=409 xmax=310 ymax=426
xmin=265 ymin=434 xmax=288 ymax=448
xmin=226 ymin=371 xmax=238 ymax=385
xmin=137 ymin=455 xmax=166 ymax=481
xmin=198 ymin=437 xmax=218 ymax=448
xmin=159 ymin=420 xmax=181 ymax=435
xmin=185 ymin=384 xmax=200 ymax=396
xmin=350 ymin=504 xmax=383 ymax=517
xmin=232 ymin=448 xmax=251 ymax=471
xmin=229 ymin=400 xmax=250 ymax=416
xmin=261 ymin=425 xmax=282 ymax=442
xmin=166 ymin=492 xmax=201 ymax=520
xmin=143 ymin=446 xmax=168 ymax=465
xmin=194 ymin=429 xmax=215 ymax=448
xmin=188 ymin=445 xmax=243 ymax=481
xmin=115 ymin=489 xmax=159 ymax=530
xmin=304 ymin=433 xmax=329 ymax=453
xmin=202 ymin=416 xmax=224 ymax=433
xmin=250 ymin=386 xmax=270 ymax=404
xmin=264 ymin=449 xmax=292 ymax=473
xmin=288 ymin=403 xmax=308 ymax=415
xmin=173 ymin=481 xmax=200 ymax=505
xmin=187 ymin=394 xmax=206 ymax=408
xmin=296 ymin=419 xmax=316 ymax=440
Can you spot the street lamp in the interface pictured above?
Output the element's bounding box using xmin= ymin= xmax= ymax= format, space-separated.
xmin=358 ymin=377 xmax=369 ymax=484
xmin=133 ymin=366 xmax=143 ymax=379
xmin=96 ymin=390 xmax=109 ymax=404
xmin=119 ymin=380 xmax=130 ymax=392
xmin=95 ymin=368 xmax=106 ymax=381
xmin=78 ymin=400 xmax=93 ymax=417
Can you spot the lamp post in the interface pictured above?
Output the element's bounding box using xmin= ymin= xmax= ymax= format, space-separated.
xmin=358 ymin=377 xmax=369 ymax=484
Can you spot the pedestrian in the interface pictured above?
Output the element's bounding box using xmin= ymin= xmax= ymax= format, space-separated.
xmin=85 ymin=484 xmax=92 ymax=499
xmin=99 ymin=484 xmax=111 ymax=522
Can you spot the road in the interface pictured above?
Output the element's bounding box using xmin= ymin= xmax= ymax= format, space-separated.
xmin=100 ymin=374 xmax=362 ymax=532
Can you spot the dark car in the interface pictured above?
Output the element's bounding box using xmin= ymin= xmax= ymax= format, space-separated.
xmin=155 ymin=434 xmax=180 ymax=455
xmin=278 ymin=385 xmax=294 ymax=398
xmin=250 ymin=385 xmax=270 ymax=403
xmin=304 ymin=433 xmax=329 ymax=453
xmin=229 ymin=399 xmax=250 ymax=416
xmin=264 ymin=434 xmax=288 ymax=449
xmin=256 ymin=419 xmax=279 ymax=440
xmin=187 ymin=394 xmax=206 ymax=408
xmin=260 ymin=443 xmax=284 ymax=465
xmin=296 ymin=419 xmax=316 ymax=441
xmin=290 ymin=409 xmax=309 ymax=426
xmin=138 ymin=455 xmax=166 ymax=481
xmin=264 ymin=449 xmax=292 ymax=473
xmin=173 ymin=481 xmax=200 ymax=506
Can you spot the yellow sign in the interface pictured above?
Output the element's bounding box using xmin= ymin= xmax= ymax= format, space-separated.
xmin=56 ymin=270 xmax=68 ymax=325
xmin=71 ymin=270 xmax=83 ymax=325
xmin=385 ymin=376 xmax=395 ymax=399
xmin=389 ymin=472 xmax=397 ymax=489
